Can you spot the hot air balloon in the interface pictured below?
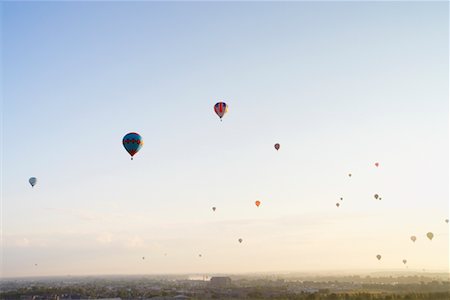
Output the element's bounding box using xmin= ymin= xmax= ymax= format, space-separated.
xmin=212 ymin=207 xmax=216 ymax=212
xmin=402 ymin=259 xmax=407 ymax=265
xmin=376 ymin=254 xmax=382 ymax=261
xmin=410 ymin=236 xmax=417 ymax=243
xmin=348 ymin=173 xmax=352 ymax=177
xmin=198 ymin=254 xmax=202 ymax=258
xmin=238 ymin=238 xmax=243 ymax=243
xmin=123 ymin=132 xmax=143 ymax=160
xmin=29 ymin=177 xmax=37 ymax=187
xmin=214 ymin=102 xmax=228 ymax=120
xmin=336 ymin=203 xmax=340 ymax=208
xmin=374 ymin=194 xmax=379 ymax=200
xmin=445 ymin=219 xmax=449 ymax=224
xmin=375 ymin=162 xmax=379 ymax=167
xmin=142 ymin=256 xmax=145 ymax=260
xmin=274 ymin=143 xmax=280 ymax=151
xmin=340 ymin=197 xmax=343 ymax=201
xmin=255 ymin=201 xmax=261 ymax=207
xmin=426 ymin=232 xmax=434 ymax=240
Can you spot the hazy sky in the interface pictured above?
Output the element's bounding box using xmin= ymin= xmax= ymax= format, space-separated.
xmin=1 ymin=1 xmax=448 ymax=277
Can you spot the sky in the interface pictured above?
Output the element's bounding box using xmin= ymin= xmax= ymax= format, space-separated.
xmin=1 ymin=1 xmax=448 ymax=278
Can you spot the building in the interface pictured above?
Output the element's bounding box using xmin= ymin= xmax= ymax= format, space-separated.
xmin=209 ymin=277 xmax=231 ymax=288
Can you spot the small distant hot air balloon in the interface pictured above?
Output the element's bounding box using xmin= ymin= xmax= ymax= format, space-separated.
xmin=29 ymin=177 xmax=37 ymax=187
xmin=376 ymin=254 xmax=382 ymax=261
xmin=142 ymin=256 xmax=145 ymax=260
xmin=34 ymin=264 xmax=38 ymax=267
xmin=445 ymin=219 xmax=449 ymax=224
xmin=402 ymin=259 xmax=407 ymax=265
xmin=426 ymin=232 xmax=434 ymax=241
xmin=374 ymin=194 xmax=379 ymax=200
xmin=410 ymin=236 xmax=417 ymax=243
xmin=255 ymin=200 xmax=261 ymax=207
xmin=375 ymin=162 xmax=379 ymax=167
xmin=348 ymin=173 xmax=352 ymax=177
xmin=212 ymin=207 xmax=216 ymax=212
xmin=123 ymin=132 xmax=143 ymax=160
xmin=214 ymin=102 xmax=228 ymax=121
xmin=340 ymin=197 xmax=343 ymax=201
xmin=238 ymin=238 xmax=243 ymax=243
xmin=336 ymin=203 xmax=340 ymax=208
xmin=198 ymin=254 xmax=202 ymax=258
xmin=274 ymin=143 xmax=280 ymax=151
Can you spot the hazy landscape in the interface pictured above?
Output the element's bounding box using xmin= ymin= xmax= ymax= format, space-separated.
xmin=1 ymin=272 xmax=450 ymax=299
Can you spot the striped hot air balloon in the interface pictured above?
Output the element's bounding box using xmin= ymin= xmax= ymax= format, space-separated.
xmin=214 ymin=102 xmax=228 ymax=120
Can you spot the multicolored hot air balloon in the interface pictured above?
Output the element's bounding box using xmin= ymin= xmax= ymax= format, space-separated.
xmin=426 ymin=232 xmax=434 ymax=241
xmin=255 ymin=200 xmax=261 ymax=207
xmin=238 ymin=238 xmax=243 ymax=243
xmin=410 ymin=236 xmax=417 ymax=243
xmin=123 ymin=132 xmax=143 ymax=160
xmin=212 ymin=207 xmax=216 ymax=212
xmin=214 ymin=102 xmax=228 ymax=120
xmin=29 ymin=177 xmax=37 ymax=188
xmin=274 ymin=143 xmax=280 ymax=151
xmin=376 ymin=254 xmax=382 ymax=261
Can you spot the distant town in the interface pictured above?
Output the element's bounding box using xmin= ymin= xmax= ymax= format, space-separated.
xmin=1 ymin=272 xmax=449 ymax=299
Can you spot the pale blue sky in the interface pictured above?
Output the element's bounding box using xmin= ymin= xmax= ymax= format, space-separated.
xmin=2 ymin=1 xmax=448 ymax=277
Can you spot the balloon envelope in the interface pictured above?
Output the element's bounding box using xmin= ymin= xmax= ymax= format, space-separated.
xmin=375 ymin=162 xmax=379 ymax=167
xmin=212 ymin=207 xmax=216 ymax=211
xmin=374 ymin=194 xmax=379 ymax=200
xmin=336 ymin=203 xmax=340 ymax=207
xmin=274 ymin=143 xmax=280 ymax=151
xmin=445 ymin=219 xmax=449 ymax=223
xmin=214 ymin=102 xmax=228 ymax=119
xmin=403 ymin=259 xmax=407 ymax=264
xmin=238 ymin=238 xmax=243 ymax=243
xmin=426 ymin=232 xmax=434 ymax=240
xmin=29 ymin=177 xmax=37 ymax=187
xmin=123 ymin=132 xmax=143 ymax=159
xmin=410 ymin=236 xmax=417 ymax=242
xmin=376 ymin=255 xmax=382 ymax=260
xmin=255 ymin=201 xmax=261 ymax=207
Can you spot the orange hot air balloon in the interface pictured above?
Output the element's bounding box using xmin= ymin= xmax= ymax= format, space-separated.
xmin=255 ymin=200 xmax=261 ymax=207
xmin=274 ymin=143 xmax=280 ymax=151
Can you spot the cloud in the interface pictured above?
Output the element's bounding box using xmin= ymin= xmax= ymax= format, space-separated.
xmin=96 ymin=232 xmax=114 ymax=244
xmin=125 ymin=235 xmax=145 ymax=248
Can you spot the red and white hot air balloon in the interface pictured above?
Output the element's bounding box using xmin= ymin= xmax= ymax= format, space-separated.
xmin=214 ymin=102 xmax=228 ymax=121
